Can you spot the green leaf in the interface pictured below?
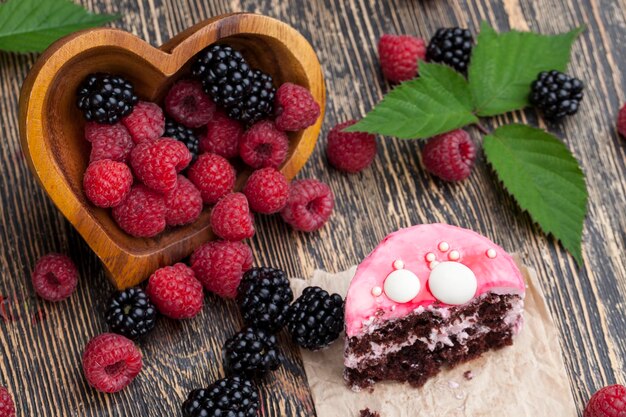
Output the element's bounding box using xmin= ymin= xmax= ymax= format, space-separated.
xmin=346 ymin=62 xmax=478 ymax=139
xmin=483 ymin=124 xmax=587 ymax=264
xmin=469 ymin=22 xmax=583 ymax=116
xmin=0 ymin=0 xmax=118 ymax=53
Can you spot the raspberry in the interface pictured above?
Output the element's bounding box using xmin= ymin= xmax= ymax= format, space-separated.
xmin=584 ymin=385 xmax=626 ymax=417
xmin=130 ymin=138 xmax=192 ymax=193
xmin=122 ymin=101 xmax=165 ymax=143
xmin=87 ymin=123 xmax=135 ymax=163
xmin=422 ymin=129 xmax=476 ymax=182
xmin=378 ymin=34 xmax=427 ymax=83
xmin=210 ymin=193 xmax=255 ymax=241
xmin=165 ymin=79 xmax=216 ymax=128
xmin=83 ymin=160 xmax=133 ymax=208
xmin=146 ymin=263 xmax=204 ymax=319
xmin=165 ymin=175 xmax=203 ymax=226
xmin=618 ymin=104 xmax=626 ymax=138
xmin=82 ymin=333 xmax=142 ymax=393
xmin=280 ymin=179 xmax=334 ymax=232
xmin=187 ymin=153 xmax=236 ymax=204
xmin=190 ymin=240 xmax=253 ymax=298
xmin=326 ymin=120 xmax=377 ymax=173
xmin=112 ymin=184 xmax=166 ymax=237
xmin=199 ymin=110 xmax=243 ymax=159
xmin=274 ymin=83 xmax=321 ymax=131
xmin=0 ymin=387 xmax=15 ymax=417
xmin=31 ymin=253 xmax=79 ymax=302
xmin=239 ymin=121 xmax=289 ymax=169
xmin=243 ymin=168 xmax=289 ymax=214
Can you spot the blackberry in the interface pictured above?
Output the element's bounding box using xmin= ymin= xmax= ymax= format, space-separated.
xmin=105 ymin=287 xmax=157 ymax=340
xmin=192 ymin=44 xmax=254 ymax=109
xmin=237 ymin=267 xmax=293 ymax=333
xmin=530 ymin=70 xmax=584 ymax=121
xmin=223 ymin=327 xmax=281 ymax=377
xmin=426 ymin=27 xmax=473 ymax=73
xmin=164 ymin=118 xmax=199 ymax=158
xmin=228 ymin=70 xmax=276 ymax=125
xmin=286 ymin=286 xmax=344 ymax=351
xmin=77 ymin=73 xmax=138 ymax=124
xmin=182 ymin=377 xmax=259 ymax=417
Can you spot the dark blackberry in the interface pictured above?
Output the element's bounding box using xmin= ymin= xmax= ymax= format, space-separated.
xmin=105 ymin=287 xmax=157 ymax=340
xmin=426 ymin=27 xmax=473 ymax=73
xmin=192 ymin=44 xmax=254 ymax=109
xmin=530 ymin=70 xmax=584 ymax=121
xmin=164 ymin=118 xmax=199 ymax=158
xmin=286 ymin=286 xmax=344 ymax=351
xmin=237 ymin=267 xmax=293 ymax=333
xmin=182 ymin=376 xmax=259 ymax=417
xmin=223 ymin=327 xmax=281 ymax=377
xmin=228 ymin=70 xmax=276 ymax=125
xmin=77 ymin=73 xmax=138 ymax=124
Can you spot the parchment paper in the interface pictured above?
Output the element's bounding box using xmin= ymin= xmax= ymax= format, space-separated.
xmin=290 ymin=262 xmax=577 ymax=416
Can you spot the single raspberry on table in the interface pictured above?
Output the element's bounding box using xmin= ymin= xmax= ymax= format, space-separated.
xmin=190 ymin=240 xmax=253 ymax=298
xmin=274 ymin=83 xmax=320 ymax=132
xmin=0 ymin=387 xmax=15 ymax=417
xmin=187 ymin=153 xmax=236 ymax=204
xmin=281 ymin=179 xmax=334 ymax=232
xmin=199 ymin=110 xmax=243 ymax=159
xmin=112 ymin=184 xmax=166 ymax=238
xmin=85 ymin=122 xmax=134 ymax=163
xmin=122 ymin=101 xmax=165 ymax=143
xmin=243 ymin=168 xmax=290 ymax=214
xmin=83 ymin=160 xmax=133 ymax=208
xmin=618 ymin=104 xmax=626 ymax=138
xmin=210 ymin=193 xmax=255 ymax=241
xmin=239 ymin=121 xmax=289 ymax=169
xmin=326 ymin=120 xmax=377 ymax=173
xmin=130 ymin=138 xmax=192 ymax=194
xmin=146 ymin=263 xmax=204 ymax=319
xmin=165 ymin=79 xmax=216 ymax=128
xmin=422 ymin=129 xmax=476 ymax=182
xmin=82 ymin=333 xmax=142 ymax=393
xmin=584 ymin=385 xmax=626 ymax=417
xmin=164 ymin=175 xmax=203 ymax=227
xmin=378 ymin=34 xmax=427 ymax=83
xmin=31 ymin=253 xmax=79 ymax=302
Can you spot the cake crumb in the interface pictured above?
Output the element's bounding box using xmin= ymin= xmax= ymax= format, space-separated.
xmin=359 ymin=409 xmax=381 ymax=417
xmin=463 ymin=370 xmax=474 ymax=380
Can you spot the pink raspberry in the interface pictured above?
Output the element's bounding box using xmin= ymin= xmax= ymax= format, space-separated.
xmin=0 ymin=387 xmax=15 ymax=417
xmin=31 ymin=253 xmax=79 ymax=302
xmin=190 ymin=240 xmax=253 ymax=298
xmin=378 ymin=34 xmax=427 ymax=83
xmin=83 ymin=160 xmax=133 ymax=208
xmin=187 ymin=153 xmax=236 ymax=204
xmin=165 ymin=175 xmax=203 ymax=226
xmin=422 ymin=129 xmax=476 ymax=182
xmin=165 ymin=79 xmax=216 ymax=128
xmin=274 ymin=83 xmax=321 ymax=131
xmin=199 ymin=110 xmax=243 ymax=158
xmin=239 ymin=121 xmax=289 ymax=169
xmin=146 ymin=263 xmax=204 ymax=319
xmin=85 ymin=122 xmax=134 ymax=163
xmin=210 ymin=193 xmax=255 ymax=241
xmin=122 ymin=101 xmax=165 ymax=143
xmin=82 ymin=333 xmax=142 ymax=393
xmin=112 ymin=184 xmax=166 ymax=237
xmin=326 ymin=120 xmax=377 ymax=173
xmin=585 ymin=385 xmax=626 ymax=417
xmin=243 ymin=168 xmax=290 ymax=214
xmin=281 ymin=179 xmax=334 ymax=232
xmin=618 ymin=104 xmax=626 ymax=138
xmin=130 ymin=138 xmax=192 ymax=193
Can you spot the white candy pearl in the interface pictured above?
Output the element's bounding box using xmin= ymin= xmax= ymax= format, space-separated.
xmin=384 ymin=269 xmax=421 ymax=303
xmin=425 ymin=252 xmax=436 ymax=262
xmin=486 ymin=248 xmax=497 ymax=259
xmin=448 ymin=250 xmax=460 ymax=261
xmin=428 ymin=261 xmax=477 ymax=305
xmin=438 ymin=242 xmax=450 ymax=252
xmin=371 ymin=286 xmax=383 ymax=297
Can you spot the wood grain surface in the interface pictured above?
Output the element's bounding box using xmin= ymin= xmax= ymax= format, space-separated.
xmin=0 ymin=0 xmax=625 ymax=416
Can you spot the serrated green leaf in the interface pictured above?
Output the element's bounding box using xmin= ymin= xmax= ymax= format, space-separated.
xmin=483 ymin=124 xmax=587 ymax=264
xmin=346 ymin=62 xmax=478 ymax=139
xmin=0 ymin=0 xmax=118 ymax=53
xmin=469 ymin=22 xmax=584 ymax=116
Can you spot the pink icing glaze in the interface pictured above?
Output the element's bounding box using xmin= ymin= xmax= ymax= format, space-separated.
xmin=345 ymin=224 xmax=526 ymax=338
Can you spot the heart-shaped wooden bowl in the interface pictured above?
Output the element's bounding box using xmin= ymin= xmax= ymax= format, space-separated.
xmin=19 ymin=13 xmax=325 ymax=290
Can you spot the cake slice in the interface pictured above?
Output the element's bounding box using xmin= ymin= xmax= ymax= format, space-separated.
xmin=344 ymin=224 xmax=525 ymax=390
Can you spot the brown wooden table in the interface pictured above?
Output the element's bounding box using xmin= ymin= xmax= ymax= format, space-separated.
xmin=1 ymin=0 xmax=625 ymax=416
